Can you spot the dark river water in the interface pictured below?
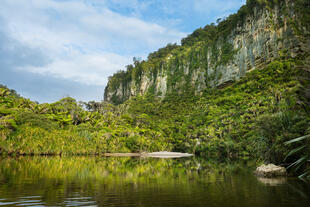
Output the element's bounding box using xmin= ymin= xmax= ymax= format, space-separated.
xmin=0 ymin=156 xmax=309 ymax=207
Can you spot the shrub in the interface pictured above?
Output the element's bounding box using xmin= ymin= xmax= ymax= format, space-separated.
xmin=15 ymin=112 xmax=57 ymax=131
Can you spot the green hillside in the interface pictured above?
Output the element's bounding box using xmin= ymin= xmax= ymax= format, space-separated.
xmin=1 ymin=59 xmax=309 ymax=160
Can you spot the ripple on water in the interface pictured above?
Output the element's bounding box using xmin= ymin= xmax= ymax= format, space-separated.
xmin=64 ymin=197 xmax=97 ymax=206
xmin=0 ymin=197 xmax=43 ymax=207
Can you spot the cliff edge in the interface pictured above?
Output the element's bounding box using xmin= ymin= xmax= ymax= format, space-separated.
xmin=104 ymin=0 xmax=310 ymax=104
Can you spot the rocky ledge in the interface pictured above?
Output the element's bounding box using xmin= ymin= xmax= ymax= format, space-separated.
xmin=254 ymin=164 xmax=287 ymax=177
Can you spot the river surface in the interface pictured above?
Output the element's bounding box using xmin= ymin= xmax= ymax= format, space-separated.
xmin=0 ymin=156 xmax=309 ymax=207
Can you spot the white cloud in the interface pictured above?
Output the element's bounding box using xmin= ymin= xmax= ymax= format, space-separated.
xmin=0 ymin=0 xmax=185 ymax=87
xmin=80 ymin=8 xmax=183 ymax=46
xmin=21 ymin=52 xmax=130 ymax=86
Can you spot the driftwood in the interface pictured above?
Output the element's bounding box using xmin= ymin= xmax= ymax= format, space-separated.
xmin=104 ymin=151 xmax=193 ymax=158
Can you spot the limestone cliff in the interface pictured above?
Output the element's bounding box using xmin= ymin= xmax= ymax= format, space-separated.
xmin=104 ymin=0 xmax=310 ymax=104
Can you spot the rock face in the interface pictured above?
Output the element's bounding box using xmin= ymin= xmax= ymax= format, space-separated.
xmin=254 ymin=164 xmax=287 ymax=177
xmin=104 ymin=0 xmax=310 ymax=104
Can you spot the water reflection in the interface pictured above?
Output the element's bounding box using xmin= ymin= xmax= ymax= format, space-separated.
xmin=257 ymin=177 xmax=287 ymax=186
xmin=0 ymin=156 xmax=309 ymax=207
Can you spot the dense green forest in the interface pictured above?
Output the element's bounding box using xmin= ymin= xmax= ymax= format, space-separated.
xmin=1 ymin=0 xmax=310 ymax=179
xmin=1 ymin=57 xmax=310 ymax=177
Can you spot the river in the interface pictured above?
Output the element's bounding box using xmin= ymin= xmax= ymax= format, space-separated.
xmin=0 ymin=156 xmax=309 ymax=207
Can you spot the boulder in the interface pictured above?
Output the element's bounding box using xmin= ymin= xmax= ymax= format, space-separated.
xmin=254 ymin=164 xmax=287 ymax=177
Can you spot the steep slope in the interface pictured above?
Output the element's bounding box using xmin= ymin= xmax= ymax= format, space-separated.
xmin=104 ymin=0 xmax=310 ymax=104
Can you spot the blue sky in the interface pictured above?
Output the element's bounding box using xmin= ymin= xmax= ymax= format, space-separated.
xmin=0 ymin=0 xmax=245 ymax=103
